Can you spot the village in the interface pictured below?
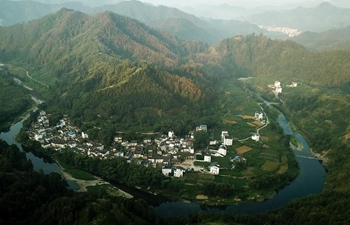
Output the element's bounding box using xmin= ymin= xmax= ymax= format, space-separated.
xmin=27 ymin=109 xmax=270 ymax=179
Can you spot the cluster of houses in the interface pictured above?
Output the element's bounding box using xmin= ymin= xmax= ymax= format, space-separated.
xmin=27 ymin=111 xmax=109 ymax=158
xmin=28 ymin=112 xmax=247 ymax=178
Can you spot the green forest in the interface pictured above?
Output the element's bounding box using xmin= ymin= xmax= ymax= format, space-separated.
xmin=1 ymin=8 xmax=350 ymax=225
xmin=0 ymin=66 xmax=32 ymax=130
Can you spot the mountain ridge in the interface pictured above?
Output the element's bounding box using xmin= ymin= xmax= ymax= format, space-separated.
xmin=245 ymin=2 xmax=350 ymax=32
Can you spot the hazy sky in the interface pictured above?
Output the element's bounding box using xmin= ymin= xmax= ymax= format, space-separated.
xmin=140 ymin=0 xmax=327 ymax=7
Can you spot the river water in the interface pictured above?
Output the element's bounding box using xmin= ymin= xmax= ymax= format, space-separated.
xmin=0 ymin=112 xmax=326 ymax=217
xmin=0 ymin=117 xmax=78 ymax=189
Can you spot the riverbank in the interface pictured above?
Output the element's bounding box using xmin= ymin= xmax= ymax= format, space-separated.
xmin=57 ymin=161 xmax=133 ymax=198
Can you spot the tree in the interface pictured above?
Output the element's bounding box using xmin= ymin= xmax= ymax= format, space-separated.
xmin=193 ymin=131 xmax=209 ymax=150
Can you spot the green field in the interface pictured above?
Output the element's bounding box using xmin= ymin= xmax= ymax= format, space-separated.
xmin=63 ymin=168 xmax=96 ymax=180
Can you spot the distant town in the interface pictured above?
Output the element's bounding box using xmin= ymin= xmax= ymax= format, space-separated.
xmin=258 ymin=25 xmax=302 ymax=37
xmin=27 ymin=109 xmax=272 ymax=178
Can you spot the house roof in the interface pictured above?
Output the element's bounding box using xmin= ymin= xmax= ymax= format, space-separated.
xmin=209 ymin=162 xmax=220 ymax=167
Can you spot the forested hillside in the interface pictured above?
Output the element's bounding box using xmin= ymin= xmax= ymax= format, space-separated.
xmin=0 ymin=66 xmax=32 ymax=130
xmin=203 ymin=34 xmax=350 ymax=86
xmin=0 ymin=140 xmax=163 ymax=225
xmin=0 ymin=8 xmax=214 ymax=140
xmin=292 ymin=25 xmax=350 ymax=51
xmin=245 ymin=2 xmax=350 ymax=32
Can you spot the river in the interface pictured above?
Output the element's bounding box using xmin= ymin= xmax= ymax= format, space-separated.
xmin=0 ymin=116 xmax=78 ymax=189
xmin=0 ymin=108 xmax=326 ymax=217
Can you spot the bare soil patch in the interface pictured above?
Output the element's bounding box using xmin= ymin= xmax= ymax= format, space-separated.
xmin=196 ymin=194 xmax=209 ymax=200
xmin=236 ymin=146 xmax=252 ymax=155
xmin=223 ymin=119 xmax=237 ymax=124
xmin=247 ymin=122 xmax=256 ymax=127
xmin=262 ymin=161 xmax=280 ymax=172
xmin=252 ymin=121 xmax=264 ymax=126
xmin=261 ymin=136 xmax=269 ymax=142
xmin=277 ymin=164 xmax=288 ymax=174
xmin=242 ymin=115 xmax=254 ymax=119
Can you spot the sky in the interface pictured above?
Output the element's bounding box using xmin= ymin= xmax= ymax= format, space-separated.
xmin=139 ymin=0 xmax=328 ymax=8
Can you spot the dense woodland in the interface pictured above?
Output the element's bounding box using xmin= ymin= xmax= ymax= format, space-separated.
xmin=0 ymin=67 xmax=32 ymax=130
xmin=1 ymin=8 xmax=350 ymax=224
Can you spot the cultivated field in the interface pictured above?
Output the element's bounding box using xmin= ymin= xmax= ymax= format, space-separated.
xmin=236 ymin=145 xmax=252 ymax=155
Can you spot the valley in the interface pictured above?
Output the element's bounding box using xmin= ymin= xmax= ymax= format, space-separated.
xmin=1 ymin=2 xmax=350 ymax=224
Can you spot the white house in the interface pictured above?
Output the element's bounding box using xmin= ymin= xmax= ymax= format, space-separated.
xmin=114 ymin=136 xmax=122 ymax=143
xmin=173 ymin=167 xmax=185 ymax=177
xmin=196 ymin=125 xmax=207 ymax=132
xmin=217 ymin=145 xmax=227 ymax=156
xmin=162 ymin=167 xmax=172 ymax=176
xmin=204 ymin=155 xmax=211 ymax=162
xmin=224 ymin=135 xmax=233 ymax=146
xmin=209 ymin=162 xmax=220 ymax=175
xmin=276 ymin=87 xmax=282 ymax=93
xmin=274 ymin=80 xmax=281 ymax=88
xmin=82 ymin=132 xmax=89 ymax=139
xmin=255 ymin=112 xmax=264 ymax=121
xmin=168 ymin=131 xmax=175 ymax=138
xmin=210 ymin=140 xmax=218 ymax=145
xmin=221 ymin=131 xmax=229 ymax=141
xmin=287 ymin=82 xmax=298 ymax=87
xmin=251 ymin=133 xmax=260 ymax=142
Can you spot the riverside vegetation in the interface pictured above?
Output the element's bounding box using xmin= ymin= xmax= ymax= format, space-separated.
xmin=1 ymin=8 xmax=350 ymax=224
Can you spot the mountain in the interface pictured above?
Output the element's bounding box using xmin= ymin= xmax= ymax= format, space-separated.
xmin=0 ymin=8 xmax=213 ymax=136
xmin=245 ymin=2 xmax=350 ymax=32
xmin=202 ymin=34 xmax=350 ymax=86
xmin=0 ymin=0 xmax=286 ymax=44
xmin=93 ymin=1 xmax=208 ymax=27
xmin=179 ymin=3 xmax=266 ymax=20
xmin=0 ymin=0 xmax=92 ymax=26
xmin=292 ymin=25 xmax=350 ymax=51
xmin=93 ymin=1 xmax=286 ymax=43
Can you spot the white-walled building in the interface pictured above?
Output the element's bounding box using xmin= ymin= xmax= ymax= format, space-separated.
xmin=221 ymin=131 xmax=229 ymax=141
xmin=217 ymin=145 xmax=227 ymax=156
xmin=196 ymin=125 xmax=208 ymax=132
xmin=252 ymin=133 xmax=260 ymax=142
xmin=274 ymin=81 xmax=281 ymax=88
xmin=209 ymin=162 xmax=220 ymax=175
xmin=255 ymin=112 xmax=264 ymax=121
xmin=168 ymin=131 xmax=175 ymax=138
xmin=162 ymin=167 xmax=172 ymax=176
xmin=173 ymin=167 xmax=185 ymax=177
xmin=204 ymin=155 xmax=211 ymax=162
xmin=224 ymin=135 xmax=233 ymax=146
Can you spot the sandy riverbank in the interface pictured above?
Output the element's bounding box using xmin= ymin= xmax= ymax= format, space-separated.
xmin=59 ymin=165 xmax=133 ymax=198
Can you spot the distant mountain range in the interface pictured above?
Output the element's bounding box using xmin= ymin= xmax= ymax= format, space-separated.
xmin=292 ymin=25 xmax=350 ymax=51
xmin=245 ymin=2 xmax=350 ymax=32
xmin=0 ymin=0 xmax=287 ymax=43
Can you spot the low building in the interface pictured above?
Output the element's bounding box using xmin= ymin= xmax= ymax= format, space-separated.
xmin=251 ymin=133 xmax=260 ymax=142
xmin=209 ymin=162 xmax=220 ymax=175
xmin=217 ymin=145 xmax=227 ymax=156
xmin=255 ymin=112 xmax=264 ymax=120
xmin=204 ymin=155 xmax=211 ymax=162
xmin=221 ymin=131 xmax=229 ymax=141
xmin=162 ymin=166 xmax=172 ymax=176
xmin=173 ymin=166 xmax=185 ymax=177
xmin=196 ymin=125 xmax=207 ymax=132
xmin=224 ymin=135 xmax=233 ymax=146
